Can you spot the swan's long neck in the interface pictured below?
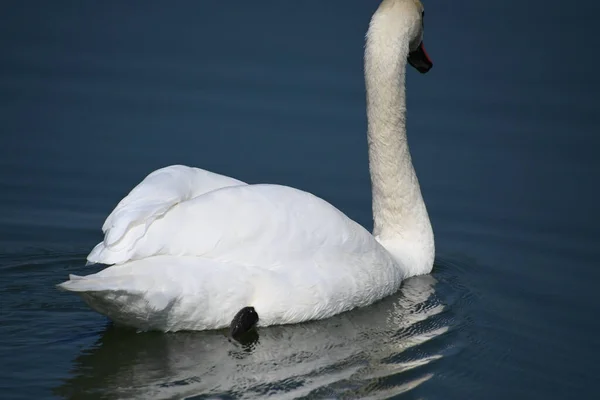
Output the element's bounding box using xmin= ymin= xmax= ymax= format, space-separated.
xmin=365 ymin=4 xmax=434 ymax=274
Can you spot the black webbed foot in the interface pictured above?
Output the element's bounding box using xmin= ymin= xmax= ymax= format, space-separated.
xmin=229 ymin=306 xmax=259 ymax=343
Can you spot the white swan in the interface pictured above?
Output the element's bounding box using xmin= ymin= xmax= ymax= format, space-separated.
xmin=59 ymin=0 xmax=435 ymax=333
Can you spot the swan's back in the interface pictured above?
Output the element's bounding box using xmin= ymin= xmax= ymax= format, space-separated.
xmin=90 ymin=182 xmax=396 ymax=273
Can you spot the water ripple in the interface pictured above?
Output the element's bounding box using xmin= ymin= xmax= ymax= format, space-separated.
xmin=50 ymin=259 xmax=469 ymax=399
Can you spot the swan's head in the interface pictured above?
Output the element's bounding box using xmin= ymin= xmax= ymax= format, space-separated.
xmin=370 ymin=0 xmax=433 ymax=74
xmin=406 ymin=1 xmax=432 ymax=74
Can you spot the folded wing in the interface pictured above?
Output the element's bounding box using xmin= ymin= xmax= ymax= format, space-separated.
xmin=88 ymin=165 xmax=245 ymax=264
xmin=88 ymin=182 xmax=381 ymax=270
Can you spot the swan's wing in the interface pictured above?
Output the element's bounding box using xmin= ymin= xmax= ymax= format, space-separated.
xmin=88 ymin=183 xmax=385 ymax=269
xmin=94 ymin=165 xmax=245 ymax=256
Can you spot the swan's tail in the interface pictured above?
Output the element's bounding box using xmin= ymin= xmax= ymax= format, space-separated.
xmin=58 ymin=274 xmax=148 ymax=294
xmin=58 ymin=273 xmax=177 ymax=329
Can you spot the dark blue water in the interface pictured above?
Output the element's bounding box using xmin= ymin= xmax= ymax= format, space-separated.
xmin=1 ymin=1 xmax=599 ymax=398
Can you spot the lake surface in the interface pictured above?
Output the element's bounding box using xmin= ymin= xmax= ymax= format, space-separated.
xmin=1 ymin=1 xmax=599 ymax=399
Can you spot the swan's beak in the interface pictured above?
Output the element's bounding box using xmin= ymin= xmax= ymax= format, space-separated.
xmin=408 ymin=42 xmax=432 ymax=74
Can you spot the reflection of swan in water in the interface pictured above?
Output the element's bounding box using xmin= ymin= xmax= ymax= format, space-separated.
xmin=55 ymin=274 xmax=453 ymax=399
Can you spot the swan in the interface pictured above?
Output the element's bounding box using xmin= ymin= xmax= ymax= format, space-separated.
xmin=58 ymin=0 xmax=435 ymax=334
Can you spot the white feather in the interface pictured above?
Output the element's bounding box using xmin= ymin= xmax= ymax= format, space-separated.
xmin=87 ymin=165 xmax=244 ymax=263
xmin=58 ymin=251 xmax=401 ymax=332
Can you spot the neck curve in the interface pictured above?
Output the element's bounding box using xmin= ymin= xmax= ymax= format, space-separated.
xmin=364 ymin=2 xmax=434 ymax=275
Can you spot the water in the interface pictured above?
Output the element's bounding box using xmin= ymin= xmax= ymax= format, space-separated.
xmin=1 ymin=0 xmax=599 ymax=398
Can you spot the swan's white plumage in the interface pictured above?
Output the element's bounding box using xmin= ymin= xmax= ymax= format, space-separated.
xmin=90 ymin=181 xmax=393 ymax=268
xmin=87 ymin=165 xmax=245 ymax=264
xmin=59 ymin=0 xmax=435 ymax=332
xmin=64 ymin=183 xmax=405 ymax=331
xmin=59 ymin=250 xmax=401 ymax=331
